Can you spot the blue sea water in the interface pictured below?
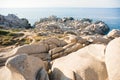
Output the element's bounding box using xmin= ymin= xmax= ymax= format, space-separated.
xmin=0 ymin=8 xmax=120 ymax=30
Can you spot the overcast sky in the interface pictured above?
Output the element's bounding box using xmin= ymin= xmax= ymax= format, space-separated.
xmin=0 ymin=0 xmax=120 ymax=8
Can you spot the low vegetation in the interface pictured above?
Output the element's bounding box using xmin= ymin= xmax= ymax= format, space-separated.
xmin=0 ymin=29 xmax=24 ymax=46
xmin=0 ymin=29 xmax=65 ymax=48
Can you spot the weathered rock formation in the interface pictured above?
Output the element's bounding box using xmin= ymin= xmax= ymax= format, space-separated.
xmin=107 ymin=29 xmax=120 ymax=38
xmin=0 ymin=38 xmax=67 ymax=66
xmin=51 ymin=44 xmax=108 ymax=80
xmin=0 ymin=54 xmax=49 ymax=80
xmin=105 ymin=37 xmax=120 ymax=80
xmin=1 ymin=15 xmax=120 ymax=80
xmin=34 ymin=16 xmax=110 ymax=35
xmin=0 ymin=33 xmax=120 ymax=80
xmin=83 ymin=21 xmax=109 ymax=35
xmin=0 ymin=14 xmax=31 ymax=29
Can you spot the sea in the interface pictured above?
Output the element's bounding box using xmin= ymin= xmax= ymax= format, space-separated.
xmin=0 ymin=8 xmax=120 ymax=30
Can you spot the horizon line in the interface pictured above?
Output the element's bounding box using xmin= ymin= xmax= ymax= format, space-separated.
xmin=0 ymin=7 xmax=120 ymax=8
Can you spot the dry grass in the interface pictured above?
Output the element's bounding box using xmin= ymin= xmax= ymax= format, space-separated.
xmin=0 ymin=29 xmax=65 ymax=48
xmin=0 ymin=29 xmax=24 ymax=46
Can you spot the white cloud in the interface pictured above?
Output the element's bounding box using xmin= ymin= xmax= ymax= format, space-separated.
xmin=0 ymin=0 xmax=119 ymax=8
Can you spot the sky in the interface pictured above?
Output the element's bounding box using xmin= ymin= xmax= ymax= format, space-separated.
xmin=0 ymin=0 xmax=120 ymax=8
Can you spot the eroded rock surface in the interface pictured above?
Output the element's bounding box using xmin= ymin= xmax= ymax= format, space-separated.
xmin=0 ymin=14 xmax=31 ymax=29
xmin=105 ymin=37 xmax=120 ymax=80
xmin=51 ymin=44 xmax=108 ymax=80
xmin=35 ymin=16 xmax=110 ymax=35
xmin=1 ymin=15 xmax=120 ymax=80
xmin=0 ymin=54 xmax=49 ymax=80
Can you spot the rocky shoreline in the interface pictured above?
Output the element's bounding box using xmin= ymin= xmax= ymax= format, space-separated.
xmin=0 ymin=14 xmax=120 ymax=80
xmin=0 ymin=14 xmax=31 ymax=29
xmin=34 ymin=15 xmax=110 ymax=35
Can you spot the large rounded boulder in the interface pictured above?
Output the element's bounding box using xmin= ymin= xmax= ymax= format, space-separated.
xmin=0 ymin=54 xmax=49 ymax=80
xmin=105 ymin=37 xmax=120 ymax=80
xmin=51 ymin=44 xmax=108 ymax=80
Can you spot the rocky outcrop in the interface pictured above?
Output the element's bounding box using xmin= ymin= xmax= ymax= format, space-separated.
xmin=107 ymin=29 xmax=120 ymax=38
xmin=64 ymin=34 xmax=79 ymax=43
xmin=1 ymin=33 xmax=120 ymax=80
xmin=83 ymin=21 xmax=110 ymax=35
xmin=0 ymin=34 xmax=111 ymax=65
xmin=82 ymin=35 xmax=110 ymax=44
xmin=51 ymin=44 xmax=108 ymax=80
xmin=0 ymin=54 xmax=49 ymax=80
xmin=105 ymin=37 xmax=120 ymax=80
xmin=2 ymin=15 xmax=120 ymax=80
xmin=0 ymin=38 xmax=67 ymax=66
xmin=34 ymin=16 xmax=110 ymax=35
xmin=0 ymin=14 xmax=31 ymax=29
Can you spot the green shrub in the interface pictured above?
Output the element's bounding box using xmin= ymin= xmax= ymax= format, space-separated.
xmin=1 ymin=36 xmax=16 ymax=46
xmin=0 ymin=29 xmax=10 ymax=35
xmin=8 ymin=32 xmax=24 ymax=37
